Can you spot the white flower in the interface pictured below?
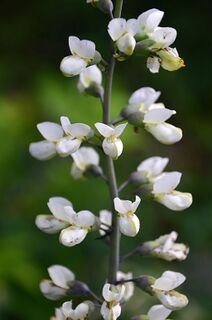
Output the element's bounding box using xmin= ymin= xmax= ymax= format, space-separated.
xmin=29 ymin=116 xmax=92 ymax=160
xmin=152 ymin=271 xmax=188 ymax=310
xmin=149 ymin=27 xmax=177 ymax=50
xmin=35 ymin=197 xmax=96 ymax=247
xmin=60 ymin=36 xmax=97 ymax=77
xmin=101 ymin=283 xmax=124 ymax=320
xmin=128 ymin=87 xmax=182 ymax=144
xmin=77 ymin=65 xmax=103 ymax=96
xmin=71 ymin=147 xmax=100 ymax=179
xmin=137 ymin=156 xmax=169 ymax=179
xmin=95 ymin=122 xmax=127 ymax=159
xmin=99 ymin=209 xmax=112 ymax=236
xmin=152 ymin=231 xmax=189 ymax=261
xmin=114 ymin=196 xmax=141 ymax=237
xmin=117 ymin=271 xmax=134 ymax=301
xmin=62 ymin=300 xmax=94 ymax=320
xmin=152 ymin=172 xmax=193 ymax=211
xmin=147 ymin=304 xmax=172 ymax=320
xmin=51 ymin=307 xmax=66 ymax=320
xmin=108 ymin=18 xmax=138 ymax=56
xmin=40 ymin=264 xmax=75 ymax=300
xmin=137 ymin=9 xmax=164 ymax=37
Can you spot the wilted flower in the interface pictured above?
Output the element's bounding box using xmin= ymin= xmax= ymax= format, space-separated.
xmin=117 ymin=271 xmax=134 ymax=302
xmin=77 ymin=65 xmax=103 ymax=97
xmin=40 ymin=265 xmax=75 ymax=300
xmin=114 ymin=196 xmax=141 ymax=237
xmin=152 ymin=171 xmax=193 ymax=211
xmin=151 ymin=271 xmax=188 ymax=311
xmin=62 ymin=300 xmax=94 ymax=320
xmin=71 ymin=147 xmax=100 ymax=179
xmin=121 ymin=87 xmax=182 ymax=144
xmin=101 ymin=283 xmax=125 ymax=320
xmin=35 ymin=197 xmax=97 ymax=247
xmin=95 ymin=122 xmax=127 ymax=159
xmin=108 ymin=18 xmax=138 ymax=56
xmin=60 ymin=36 xmax=101 ymax=77
xmin=29 ymin=116 xmax=92 ymax=160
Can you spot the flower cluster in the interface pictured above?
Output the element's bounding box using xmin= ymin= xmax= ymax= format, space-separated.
xmin=101 ymin=283 xmax=125 ymax=320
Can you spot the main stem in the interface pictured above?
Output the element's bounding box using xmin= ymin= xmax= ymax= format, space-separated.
xmin=102 ymin=0 xmax=124 ymax=284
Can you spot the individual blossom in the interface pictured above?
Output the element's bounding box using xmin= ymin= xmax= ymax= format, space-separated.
xmin=29 ymin=116 xmax=92 ymax=160
xmin=35 ymin=197 xmax=97 ymax=247
xmin=62 ymin=300 xmax=94 ymax=320
xmin=101 ymin=283 xmax=125 ymax=320
xmin=60 ymin=36 xmax=101 ymax=77
xmin=136 ymin=9 xmax=164 ymax=39
xmin=132 ymin=304 xmax=172 ymax=320
xmin=117 ymin=271 xmax=134 ymax=302
xmin=95 ymin=122 xmax=127 ymax=159
xmin=40 ymin=265 xmax=75 ymax=300
xmin=108 ymin=18 xmax=139 ymax=57
xmin=151 ymin=271 xmax=188 ymax=311
xmin=99 ymin=209 xmax=112 ymax=236
xmin=77 ymin=65 xmax=104 ymax=98
xmin=71 ymin=147 xmax=100 ymax=179
xmin=152 ymin=171 xmax=193 ymax=211
xmin=114 ymin=196 xmax=141 ymax=237
xmin=121 ymin=87 xmax=182 ymax=144
xmin=135 ymin=156 xmax=169 ymax=183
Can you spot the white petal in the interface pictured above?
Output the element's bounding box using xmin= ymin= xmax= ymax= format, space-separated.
xmin=40 ymin=280 xmax=67 ymax=300
xmin=114 ymin=123 xmax=128 ymax=137
xmin=116 ymin=34 xmax=136 ymax=56
xmin=60 ymin=116 xmax=72 ymax=135
xmin=114 ymin=197 xmax=133 ymax=214
xmin=73 ymin=302 xmax=89 ymax=319
xmin=56 ymin=137 xmax=81 ymax=155
xmin=55 ymin=308 xmax=66 ymax=320
xmin=138 ymin=9 xmax=164 ymax=33
xmin=102 ymin=138 xmax=123 ymax=159
xmin=132 ymin=195 xmax=141 ymax=212
xmin=48 ymin=265 xmax=75 ymax=289
xmin=72 ymin=147 xmax=99 ymax=169
xmin=95 ymin=122 xmax=114 ymax=137
xmin=37 ymin=122 xmax=64 ymax=142
xmin=126 ymin=19 xmax=139 ymax=36
xmin=156 ymin=191 xmax=192 ymax=211
xmin=99 ymin=210 xmax=112 ymax=236
xmin=153 ymin=271 xmax=186 ymax=291
xmin=145 ymin=122 xmax=182 ymax=144
xmin=156 ymin=291 xmax=188 ymax=310
xmin=153 ymin=172 xmax=182 ymax=194
xmin=137 ymin=156 xmax=169 ymax=177
xmin=62 ymin=301 xmax=73 ymax=318
xmin=148 ymin=304 xmax=172 ymax=320
xmin=35 ymin=215 xmax=67 ymax=233
xmin=60 ymin=56 xmax=87 ymax=77
xmin=144 ymin=108 xmax=176 ymax=124
xmin=74 ymin=210 xmax=96 ymax=228
xmin=29 ymin=141 xmax=56 ymax=160
xmin=147 ymin=56 xmax=160 ymax=73
xmin=60 ymin=227 xmax=88 ymax=247
xmin=119 ymin=214 xmax=140 ymax=237
xmin=129 ymin=87 xmax=161 ymax=107
xmin=150 ymin=27 xmax=177 ymax=49
xmin=102 ymin=283 xmax=125 ymax=302
xmin=69 ymin=36 xmax=96 ymax=59
xmin=108 ymin=18 xmax=127 ymax=41
xmin=117 ymin=271 xmax=134 ymax=301
xmin=79 ymin=65 xmax=102 ymax=88
xmin=47 ymin=197 xmax=73 ymax=221
xmin=101 ymin=301 xmax=121 ymax=320
xmin=69 ymin=123 xmax=91 ymax=138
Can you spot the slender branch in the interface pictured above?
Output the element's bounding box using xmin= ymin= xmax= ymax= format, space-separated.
xmin=118 ymin=179 xmax=130 ymax=193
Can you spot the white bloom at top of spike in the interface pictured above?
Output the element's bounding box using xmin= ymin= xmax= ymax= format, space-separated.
xmin=117 ymin=271 xmax=134 ymax=302
xmin=151 ymin=271 xmax=188 ymax=311
xmin=152 ymin=231 xmax=189 ymax=261
xmin=152 ymin=171 xmax=193 ymax=211
xmin=62 ymin=300 xmax=94 ymax=320
xmin=137 ymin=9 xmax=164 ymax=37
xmin=29 ymin=116 xmax=92 ymax=160
xmin=114 ymin=196 xmax=141 ymax=237
xmin=95 ymin=122 xmax=127 ymax=159
xmin=35 ymin=196 xmax=97 ymax=247
xmin=137 ymin=156 xmax=169 ymax=179
xmin=108 ymin=18 xmax=139 ymax=56
xmin=71 ymin=147 xmax=100 ymax=179
xmin=101 ymin=283 xmax=125 ymax=320
xmin=60 ymin=36 xmax=99 ymax=77
xmin=147 ymin=304 xmax=172 ymax=320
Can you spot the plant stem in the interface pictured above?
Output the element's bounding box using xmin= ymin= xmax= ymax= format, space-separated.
xmin=102 ymin=0 xmax=124 ymax=284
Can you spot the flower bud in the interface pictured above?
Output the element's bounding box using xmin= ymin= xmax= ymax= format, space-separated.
xmin=87 ymin=0 xmax=114 ymax=15
xmin=121 ymin=104 xmax=144 ymax=127
xmin=67 ymin=280 xmax=90 ymax=296
xmin=133 ymin=276 xmax=156 ymax=295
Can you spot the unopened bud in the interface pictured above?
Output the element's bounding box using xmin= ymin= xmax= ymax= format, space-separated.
xmin=133 ymin=276 xmax=156 ymax=295
xmin=85 ymin=165 xmax=104 ymax=178
xmin=129 ymin=171 xmax=149 ymax=185
xmin=85 ymin=83 xmax=104 ymax=98
xmin=67 ymin=280 xmax=90 ymax=296
xmin=88 ymin=0 xmax=113 ymax=15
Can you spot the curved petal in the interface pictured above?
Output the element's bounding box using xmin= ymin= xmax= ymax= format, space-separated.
xmin=138 ymin=9 xmax=164 ymax=33
xmin=60 ymin=116 xmax=72 ymax=135
xmin=37 ymin=122 xmax=63 ymax=142
xmin=101 ymin=301 xmax=121 ymax=320
xmin=150 ymin=27 xmax=177 ymax=49
xmin=119 ymin=213 xmax=140 ymax=237
xmin=156 ymin=291 xmax=188 ymax=311
xmin=129 ymin=87 xmax=161 ymax=107
xmin=126 ymin=19 xmax=139 ymax=36
xmin=40 ymin=280 xmax=67 ymax=300
xmin=79 ymin=65 xmax=102 ymax=88
xmin=114 ymin=197 xmax=133 ymax=214
xmin=114 ymin=123 xmax=128 ymax=137
xmin=62 ymin=301 xmax=74 ymax=318
xmin=153 ymin=271 xmax=186 ymax=291
xmin=72 ymin=147 xmax=99 ymax=169
xmin=95 ymin=122 xmax=114 ymax=137
xmin=116 ymin=34 xmax=136 ymax=56
xmin=69 ymin=36 xmax=96 ymax=59
xmin=56 ymin=137 xmax=81 ymax=156
xmin=137 ymin=156 xmax=169 ymax=177
xmin=108 ymin=18 xmax=127 ymax=41
xmin=54 ymin=308 xmax=66 ymax=320
xmin=74 ymin=302 xmax=90 ymax=319
xmin=102 ymin=283 xmax=125 ymax=302
xmin=60 ymin=56 xmax=87 ymax=77
xmin=148 ymin=304 xmax=172 ymax=320
xmin=102 ymin=138 xmax=123 ymax=159
xmin=74 ymin=210 xmax=96 ymax=228
xmin=69 ymin=123 xmax=91 ymax=138
xmin=60 ymin=227 xmax=88 ymax=247
xmin=156 ymin=191 xmax=192 ymax=211
xmin=117 ymin=271 xmax=134 ymax=302
xmin=144 ymin=108 xmax=176 ymax=124
xmin=29 ymin=141 xmax=56 ymax=160
xmin=47 ymin=197 xmax=73 ymax=221
xmin=145 ymin=122 xmax=182 ymax=144
xmin=153 ymin=172 xmax=182 ymax=194
xmin=48 ymin=265 xmax=75 ymax=289
xmin=35 ymin=215 xmax=67 ymax=233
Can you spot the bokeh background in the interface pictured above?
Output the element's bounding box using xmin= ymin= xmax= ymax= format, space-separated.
xmin=0 ymin=0 xmax=211 ymax=319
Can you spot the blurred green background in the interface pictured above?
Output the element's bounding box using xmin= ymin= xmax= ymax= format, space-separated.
xmin=0 ymin=0 xmax=211 ymax=319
